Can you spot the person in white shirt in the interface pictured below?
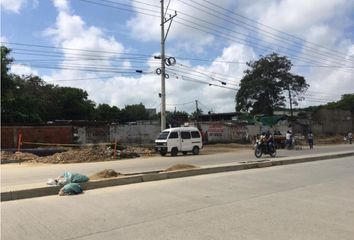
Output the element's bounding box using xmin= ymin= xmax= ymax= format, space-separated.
xmin=285 ymin=131 xmax=292 ymax=149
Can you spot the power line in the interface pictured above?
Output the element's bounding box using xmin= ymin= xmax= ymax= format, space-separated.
xmin=73 ymin=0 xmax=354 ymax=70
xmin=173 ymin=16 xmax=354 ymax=71
xmin=166 ymin=100 xmax=194 ymax=106
xmin=199 ymin=0 xmax=354 ymax=60
xmin=6 ymin=43 xmax=354 ymax=70
xmin=167 ymin=71 xmax=238 ymax=91
xmin=172 ymin=19 xmax=354 ymax=74
xmin=170 ymin=65 xmax=239 ymax=86
xmin=176 ymin=0 xmax=342 ymax=63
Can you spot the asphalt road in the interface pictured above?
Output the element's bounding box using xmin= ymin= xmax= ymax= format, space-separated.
xmin=1 ymin=144 xmax=353 ymax=187
xmin=2 ymin=156 xmax=354 ymax=240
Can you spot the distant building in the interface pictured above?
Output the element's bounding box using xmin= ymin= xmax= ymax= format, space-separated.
xmin=146 ymin=108 xmax=157 ymax=118
xmin=199 ymin=112 xmax=239 ymax=121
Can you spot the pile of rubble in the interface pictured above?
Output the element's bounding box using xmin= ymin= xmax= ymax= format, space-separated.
xmin=1 ymin=151 xmax=39 ymax=163
xmin=1 ymin=145 xmax=154 ymax=164
xmin=89 ymin=169 xmax=121 ymax=180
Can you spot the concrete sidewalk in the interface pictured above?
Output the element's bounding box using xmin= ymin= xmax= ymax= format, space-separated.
xmin=1 ymin=150 xmax=354 ymax=202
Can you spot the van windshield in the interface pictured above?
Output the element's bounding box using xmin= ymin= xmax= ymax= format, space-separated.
xmin=157 ymin=131 xmax=169 ymax=140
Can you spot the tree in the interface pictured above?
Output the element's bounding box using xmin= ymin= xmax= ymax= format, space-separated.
xmin=95 ymin=104 xmax=121 ymax=121
xmin=56 ymin=87 xmax=96 ymax=120
xmin=1 ymin=46 xmax=97 ymax=123
xmin=235 ymin=53 xmax=309 ymax=115
xmin=326 ymin=94 xmax=354 ymax=112
xmin=190 ymin=108 xmax=203 ymax=120
xmin=120 ymin=103 xmax=149 ymax=122
xmin=166 ymin=111 xmax=189 ymax=127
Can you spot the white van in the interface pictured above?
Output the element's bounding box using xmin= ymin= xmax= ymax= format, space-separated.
xmin=155 ymin=127 xmax=203 ymax=156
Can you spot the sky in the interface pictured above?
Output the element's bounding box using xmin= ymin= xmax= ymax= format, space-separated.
xmin=1 ymin=0 xmax=354 ymax=114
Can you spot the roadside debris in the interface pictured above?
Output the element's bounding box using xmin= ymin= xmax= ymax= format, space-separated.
xmin=89 ymin=169 xmax=121 ymax=179
xmin=47 ymin=172 xmax=89 ymax=186
xmin=164 ymin=164 xmax=198 ymax=172
xmin=59 ymin=183 xmax=83 ymax=196
xmin=46 ymin=171 xmax=89 ymax=196
xmin=1 ymin=151 xmax=39 ymax=163
xmin=1 ymin=145 xmax=153 ymax=164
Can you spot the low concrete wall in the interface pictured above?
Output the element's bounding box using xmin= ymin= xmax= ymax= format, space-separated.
xmin=110 ymin=124 xmax=160 ymax=144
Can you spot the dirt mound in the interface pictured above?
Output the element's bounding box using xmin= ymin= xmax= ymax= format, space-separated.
xmin=164 ymin=164 xmax=198 ymax=172
xmin=124 ymin=146 xmax=155 ymax=157
xmin=89 ymin=169 xmax=121 ymax=180
xmin=30 ymin=146 xmax=147 ymax=164
xmin=35 ymin=146 xmax=112 ymax=164
xmin=1 ymin=151 xmax=39 ymax=162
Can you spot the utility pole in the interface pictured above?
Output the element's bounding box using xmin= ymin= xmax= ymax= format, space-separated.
xmin=160 ymin=0 xmax=166 ymax=131
xmin=195 ymin=100 xmax=199 ymax=120
xmin=159 ymin=0 xmax=176 ymax=131
xmin=288 ymin=85 xmax=293 ymax=117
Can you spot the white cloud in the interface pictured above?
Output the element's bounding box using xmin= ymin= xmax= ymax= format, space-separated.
xmin=126 ymin=0 xmax=234 ymax=54
xmin=43 ymin=0 xmax=162 ymax=108
xmin=10 ymin=64 xmax=39 ymax=76
xmin=1 ymin=36 xmax=8 ymax=43
xmin=248 ymin=0 xmax=350 ymax=39
xmin=52 ymin=0 xmax=69 ymax=13
xmin=232 ymin=0 xmax=354 ymax=108
xmin=1 ymin=0 xmax=38 ymax=13
xmin=1 ymin=0 xmax=25 ymax=13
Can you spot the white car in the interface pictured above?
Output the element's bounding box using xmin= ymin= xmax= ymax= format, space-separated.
xmin=155 ymin=127 xmax=203 ymax=156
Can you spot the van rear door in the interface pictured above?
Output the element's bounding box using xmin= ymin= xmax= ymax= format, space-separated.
xmin=180 ymin=131 xmax=192 ymax=151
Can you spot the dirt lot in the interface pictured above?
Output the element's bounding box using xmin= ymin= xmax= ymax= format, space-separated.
xmin=0 ymin=136 xmax=346 ymax=164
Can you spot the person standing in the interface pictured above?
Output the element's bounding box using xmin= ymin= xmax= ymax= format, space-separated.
xmin=348 ymin=132 xmax=353 ymax=144
xmin=285 ymin=131 xmax=292 ymax=149
xmin=307 ymin=131 xmax=314 ymax=149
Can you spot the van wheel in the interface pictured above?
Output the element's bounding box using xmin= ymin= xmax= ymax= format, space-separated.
xmin=192 ymin=146 xmax=199 ymax=155
xmin=182 ymin=151 xmax=187 ymax=155
xmin=171 ymin=147 xmax=178 ymax=156
xmin=159 ymin=150 xmax=167 ymax=156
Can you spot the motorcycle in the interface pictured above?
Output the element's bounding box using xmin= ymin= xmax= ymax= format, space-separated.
xmin=254 ymin=139 xmax=276 ymax=158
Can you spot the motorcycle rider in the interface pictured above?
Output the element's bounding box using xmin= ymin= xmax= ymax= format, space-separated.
xmin=265 ymin=130 xmax=274 ymax=152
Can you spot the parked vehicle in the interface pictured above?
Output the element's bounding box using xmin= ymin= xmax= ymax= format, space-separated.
xmin=155 ymin=127 xmax=203 ymax=156
xmin=254 ymin=139 xmax=276 ymax=158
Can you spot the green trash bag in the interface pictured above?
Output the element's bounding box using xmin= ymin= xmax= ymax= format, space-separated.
xmin=59 ymin=183 xmax=83 ymax=196
xmin=63 ymin=172 xmax=89 ymax=183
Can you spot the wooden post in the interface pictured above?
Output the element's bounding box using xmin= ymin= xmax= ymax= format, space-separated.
xmin=17 ymin=133 xmax=22 ymax=152
xmin=113 ymin=141 xmax=117 ymax=159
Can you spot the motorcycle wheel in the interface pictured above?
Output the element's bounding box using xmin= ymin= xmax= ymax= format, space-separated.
xmin=255 ymin=148 xmax=262 ymax=158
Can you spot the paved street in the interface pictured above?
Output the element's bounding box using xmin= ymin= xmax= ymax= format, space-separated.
xmin=1 ymin=144 xmax=353 ymax=187
xmin=2 ymin=156 xmax=354 ymax=240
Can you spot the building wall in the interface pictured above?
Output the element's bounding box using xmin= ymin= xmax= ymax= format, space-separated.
xmin=1 ymin=126 xmax=74 ymax=148
xmin=196 ymin=122 xmax=248 ymax=143
xmin=312 ymin=109 xmax=352 ymax=135
xmin=109 ymin=124 xmax=160 ymax=144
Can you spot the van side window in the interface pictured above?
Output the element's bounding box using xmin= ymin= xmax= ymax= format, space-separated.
xmin=191 ymin=131 xmax=201 ymax=138
xmin=181 ymin=131 xmax=191 ymax=139
xmin=169 ymin=132 xmax=178 ymax=139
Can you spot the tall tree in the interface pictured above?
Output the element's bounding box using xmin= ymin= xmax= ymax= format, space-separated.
xmin=120 ymin=103 xmax=149 ymax=122
xmin=166 ymin=111 xmax=189 ymax=127
xmin=235 ymin=53 xmax=309 ymax=115
xmin=95 ymin=104 xmax=121 ymax=121
xmin=326 ymin=94 xmax=354 ymax=112
xmin=1 ymin=45 xmax=97 ymax=123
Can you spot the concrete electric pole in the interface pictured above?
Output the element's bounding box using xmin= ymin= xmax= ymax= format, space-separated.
xmin=160 ymin=0 xmax=176 ymax=131
xmin=160 ymin=0 xmax=166 ymax=131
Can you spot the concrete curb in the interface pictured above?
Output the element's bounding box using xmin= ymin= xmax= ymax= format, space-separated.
xmin=2 ymin=151 xmax=354 ymax=202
